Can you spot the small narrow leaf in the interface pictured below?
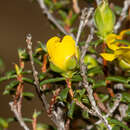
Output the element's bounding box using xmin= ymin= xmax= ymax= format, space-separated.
xmin=59 ymin=87 xmax=69 ymax=101
xmin=67 ymin=101 xmax=76 ymax=119
xmin=106 ymin=76 xmax=127 ymax=84
xmin=0 ymin=118 xmax=8 ymax=128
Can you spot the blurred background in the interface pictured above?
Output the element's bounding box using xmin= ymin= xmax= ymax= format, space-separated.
xmin=0 ymin=0 xmax=58 ymax=129
xmin=0 ymin=0 xmax=128 ymax=129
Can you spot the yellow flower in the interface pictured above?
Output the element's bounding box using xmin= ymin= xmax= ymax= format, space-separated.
xmin=100 ymin=29 xmax=130 ymax=64
xmin=47 ymin=35 xmax=79 ymax=71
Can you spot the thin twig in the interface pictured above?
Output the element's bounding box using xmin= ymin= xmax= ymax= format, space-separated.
xmin=65 ymin=119 xmax=71 ymax=130
xmin=80 ymin=33 xmax=111 ymax=129
xmin=74 ymin=98 xmax=96 ymax=116
xmin=36 ymin=0 xmax=75 ymax=38
xmin=114 ymin=0 xmax=130 ymax=33
xmin=86 ymin=93 xmax=122 ymax=130
xmin=76 ymin=8 xmax=94 ymax=45
xmin=9 ymin=102 xmax=30 ymax=130
xmin=26 ymin=34 xmax=65 ymax=130
xmin=93 ymin=92 xmax=108 ymax=113
xmin=26 ymin=34 xmax=49 ymax=111
xmin=95 ymin=0 xmax=101 ymax=6
xmin=72 ymin=0 xmax=80 ymax=14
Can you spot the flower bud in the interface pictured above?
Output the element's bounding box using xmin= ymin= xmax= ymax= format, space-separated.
xmin=94 ymin=1 xmax=116 ymax=39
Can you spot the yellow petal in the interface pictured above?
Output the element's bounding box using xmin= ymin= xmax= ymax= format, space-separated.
xmin=100 ymin=53 xmax=116 ymax=61
xmin=105 ymin=34 xmax=120 ymax=51
xmin=119 ymin=29 xmax=130 ymax=39
xmin=46 ymin=35 xmax=78 ymax=71
xmin=115 ymin=48 xmax=130 ymax=64
xmin=47 ymin=36 xmax=60 ymax=58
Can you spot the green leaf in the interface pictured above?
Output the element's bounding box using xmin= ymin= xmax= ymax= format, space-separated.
xmin=38 ymin=41 xmax=47 ymax=53
xmin=18 ymin=48 xmax=29 ymax=60
xmin=66 ymin=56 xmax=77 ymax=70
xmin=23 ymin=118 xmax=33 ymax=122
xmin=67 ymin=101 xmax=76 ymax=119
xmin=40 ymin=77 xmax=65 ymax=86
xmin=3 ymin=80 xmax=19 ymax=95
xmin=93 ymin=80 xmax=106 ymax=89
xmin=33 ymin=111 xmax=42 ymax=119
xmin=22 ymin=77 xmax=34 ymax=84
xmin=121 ymin=93 xmax=130 ymax=103
xmin=114 ymin=39 xmax=130 ymax=46
xmin=82 ymin=97 xmax=89 ymax=104
xmin=82 ymin=110 xmax=89 ymax=119
xmin=106 ymin=76 xmax=127 ymax=84
xmin=0 ymin=75 xmax=17 ymax=83
xmin=99 ymin=94 xmax=109 ymax=102
xmin=0 ymin=57 xmax=4 ymax=72
xmin=59 ymin=87 xmax=69 ymax=101
xmin=0 ymin=118 xmax=8 ymax=128
xmin=112 ymin=125 xmax=121 ymax=130
xmin=76 ymin=89 xmax=86 ymax=98
xmin=50 ymin=62 xmax=63 ymax=73
xmin=38 ymin=73 xmax=46 ymax=81
xmin=36 ymin=123 xmax=52 ymax=130
xmin=70 ymin=14 xmax=78 ymax=26
xmin=6 ymin=70 xmax=16 ymax=77
xmin=89 ymin=39 xmax=103 ymax=47
xmin=59 ymin=10 xmax=67 ymax=21
xmin=33 ymin=57 xmax=43 ymax=66
xmin=87 ymin=66 xmax=103 ymax=76
xmin=21 ymin=70 xmax=32 ymax=75
xmin=125 ymin=31 xmax=130 ymax=35
xmin=124 ymin=104 xmax=130 ymax=121
xmin=108 ymin=118 xmax=129 ymax=130
xmin=22 ymin=92 xmax=35 ymax=98
xmin=114 ymin=5 xmax=122 ymax=15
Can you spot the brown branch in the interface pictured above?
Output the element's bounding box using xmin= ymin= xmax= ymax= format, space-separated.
xmin=32 ymin=116 xmax=37 ymax=130
xmin=65 ymin=119 xmax=71 ymax=130
xmin=72 ymin=0 xmax=80 ymax=14
xmin=93 ymin=92 xmax=108 ymax=113
xmin=66 ymin=78 xmax=74 ymax=98
xmin=47 ymin=88 xmax=61 ymax=115
xmin=41 ymin=54 xmax=48 ymax=73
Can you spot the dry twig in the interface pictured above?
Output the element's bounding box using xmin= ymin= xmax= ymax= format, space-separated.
xmin=72 ymin=0 xmax=80 ymax=14
xmin=9 ymin=102 xmax=30 ymax=130
xmin=76 ymin=8 xmax=94 ymax=45
xmin=26 ymin=34 xmax=65 ymax=130
xmin=114 ymin=0 xmax=130 ymax=33
xmin=78 ymin=9 xmax=111 ymax=129
xmin=86 ymin=93 xmax=122 ymax=130
xmin=36 ymin=0 xmax=75 ymax=38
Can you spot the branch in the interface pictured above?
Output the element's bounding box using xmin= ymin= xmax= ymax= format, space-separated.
xmin=95 ymin=0 xmax=102 ymax=6
xmin=114 ymin=0 xmax=130 ymax=33
xmin=80 ymin=34 xmax=111 ymax=129
xmin=86 ymin=93 xmax=122 ymax=129
xmin=76 ymin=8 xmax=94 ymax=45
xmin=9 ymin=102 xmax=30 ymax=130
xmin=26 ymin=34 xmax=65 ymax=130
xmin=36 ymin=0 xmax=75 ymax=38
xmin=72 ymin=0 xmax=80 ymax=14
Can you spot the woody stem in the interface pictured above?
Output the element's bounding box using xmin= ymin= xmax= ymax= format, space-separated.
xmin=66 ymin=78 xmax=74 ymax=98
